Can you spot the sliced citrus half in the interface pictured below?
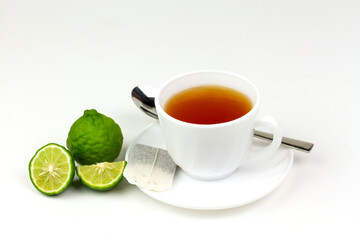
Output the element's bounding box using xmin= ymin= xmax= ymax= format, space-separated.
xmin=76 ymin=161 xmax=127 ymax=191
xmin=29 ymin=143 xmax=75 ymax=195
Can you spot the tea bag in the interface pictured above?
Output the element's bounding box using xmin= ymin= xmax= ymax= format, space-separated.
xmin=124 ymin=144 xmax=177 ymax=192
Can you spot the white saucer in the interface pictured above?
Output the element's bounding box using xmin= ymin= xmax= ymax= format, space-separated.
xmin=125 ymin=122 xmax=294 ymax=210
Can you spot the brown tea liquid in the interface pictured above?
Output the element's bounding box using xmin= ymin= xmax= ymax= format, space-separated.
xmin=164 ymin=85 xmax=253 ymax=124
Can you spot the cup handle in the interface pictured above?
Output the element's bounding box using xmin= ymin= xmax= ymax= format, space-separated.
xmin=248 ymin=116 xmax=283 ymax=162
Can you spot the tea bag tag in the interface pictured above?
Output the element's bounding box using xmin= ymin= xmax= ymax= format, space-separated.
xmin=124 ymin=144 xmax=177 ymax=192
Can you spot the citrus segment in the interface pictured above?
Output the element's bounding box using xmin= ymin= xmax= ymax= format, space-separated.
xmin=76 ymin=161 xmax=127 ymax=191
xmin=29 ymin=143 xmax=75 ymax=195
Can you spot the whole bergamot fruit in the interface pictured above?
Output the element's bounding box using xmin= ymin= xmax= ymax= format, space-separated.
xmin=66 ymin=109 xmax=123 ymax=165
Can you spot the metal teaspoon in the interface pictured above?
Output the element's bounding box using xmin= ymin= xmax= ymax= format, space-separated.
xmin=131 ymin=86 xmax=314 ymax=153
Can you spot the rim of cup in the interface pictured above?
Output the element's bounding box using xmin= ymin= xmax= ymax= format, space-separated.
xmin=155 ymin=70 xmax=261 ymax=128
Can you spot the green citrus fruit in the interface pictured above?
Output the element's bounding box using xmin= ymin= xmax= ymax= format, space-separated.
xmin=76 ymin=161 xmax=127 ymax=191
xmin=29 ymin=143 xmax=75 ymax=195
xmin=66 ymin=109 xmax=123 ymax=165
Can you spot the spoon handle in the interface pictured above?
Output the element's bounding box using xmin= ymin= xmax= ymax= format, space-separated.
xmin=254 ymin=130 xmax=314 ymax=153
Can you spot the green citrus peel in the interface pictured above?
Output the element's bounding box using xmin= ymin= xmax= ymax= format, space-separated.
xmin=67 ymin=109 xmax=123 ymax=165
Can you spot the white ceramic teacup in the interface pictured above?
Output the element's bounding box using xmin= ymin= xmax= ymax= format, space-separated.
xmin=153 ymin=70 xmax=283 ymax=180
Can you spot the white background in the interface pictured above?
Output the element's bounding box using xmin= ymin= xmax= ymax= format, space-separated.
xmin=1 ymin=0 xmax=359 ymax=239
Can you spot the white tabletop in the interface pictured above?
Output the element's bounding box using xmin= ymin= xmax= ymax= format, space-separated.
xmin=1 ymin=0 xmax=359 ymax=239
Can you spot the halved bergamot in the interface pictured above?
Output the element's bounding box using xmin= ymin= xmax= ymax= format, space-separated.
xmin=29 ymin=143 xmax=75 ymax=195
xmin=76 ymin=161 xmax=127 ymax=191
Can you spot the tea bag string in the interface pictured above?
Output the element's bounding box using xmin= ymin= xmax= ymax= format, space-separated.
xmin=147 ymin=147 xmax=160 ymax=184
